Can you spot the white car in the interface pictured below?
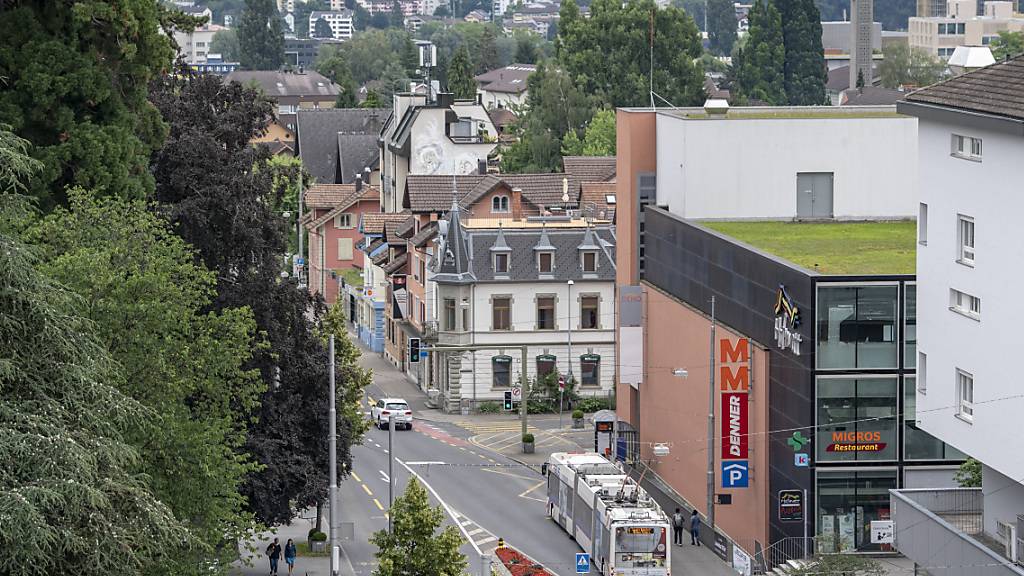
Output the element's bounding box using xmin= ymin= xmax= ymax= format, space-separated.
xmin=371 ymin=398 xmax=413 ymax=430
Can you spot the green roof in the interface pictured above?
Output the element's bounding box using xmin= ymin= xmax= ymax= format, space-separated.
xmin=701 ymin=221 xmax=916 ymax=275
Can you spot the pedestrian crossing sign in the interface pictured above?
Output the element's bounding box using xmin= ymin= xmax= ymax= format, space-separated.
xmin=576 ymin=553 xmax=590 ymax=574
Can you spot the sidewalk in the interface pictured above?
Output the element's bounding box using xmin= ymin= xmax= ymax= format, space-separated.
xmin=231 ymin=507 xmax=355 ymax=576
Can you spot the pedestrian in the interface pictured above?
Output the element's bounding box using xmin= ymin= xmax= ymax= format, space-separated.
xmin=266 ymin=537 xmax=282 ymax=575
xmin=690 ymin=510 xmax=701 ymax=546
xmin=672 ymin=508 xmax=685 ymax=546
xmin=284 ymin=538 xmax=297 ymax=575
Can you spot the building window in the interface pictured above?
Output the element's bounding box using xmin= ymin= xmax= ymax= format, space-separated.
xmin=956 ymin=369 xmax=974 ymax=422
xmin=536 ymin=296 xmax=555 ymax=330
xmin=491 ymin=195 xmax=510 ymax=213
xmin=904 ymin=284 xmax=916 ymax=368
xmin=492 ymin=355 xmax=512 ymax=387
xmin=412 ymin=255 xmax=420 ymax=282
xmin=957 ymin=214 xmax=975 ymax=264
xmin=580 ymin=295 xmax=599 ymax=329
xmin=538 ymin=252 xmax=554 ymax=274
xmin=951 ymin=134 xmax=982 ymax=161
xmin=278 ymin=104 xmax=296 ymax=115
xmin=938 ymin=47 xmax=955 ymax=58
xmin=493 ymin=252 xmax=509 ymax=274
xmin=816 ymin=377 xmax=898 ymax=462
xmin=444 ymin=298 xmax=456 ymax=331
xmin=536 ymin=354 xmax=556 ymax=380
xmin=949 ymin=288 xmax=981 ymax=320
xmin=817 ymin=285 xmax=899 ymax=370
xmin=817 ymin=470 xmax=897 ymax=553
xmin=918 ymin=203 xmax=927 ymax=245
xmin=492 ymin=296 xmax=511 ymax=330
xmin=581 ymin=251 xmax=597 ymax=272
xmin=337 ymin=238 xmax=353 ymax=261
xmin=918 ymin=351 xmax=927 ymax=393
xmin=904 ymin=376 xmax=966 ymax=460
xmin=579 ymin=354 xmax=600 ymax=386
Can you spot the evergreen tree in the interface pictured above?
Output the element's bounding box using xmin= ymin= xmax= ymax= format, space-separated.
xmin=477 ymin=26 xmax=501 ymax=73
xmin=314 ymin=16 xmax=334 ymax=38
xmin=402 ymin=35 xmax=421 ymax=77
xmin=370 ymin=479 xmax=466 ymax=576
xmin=316 ymin=45 xmax=361 ymax=106
xmin=391 ymin=0 xmax=406 ymax=27
xmin=212 ymin=29 xmax=242 ymax=61
xmin=514 ymin=35 xmax=539 ymax=64
xmin=734 ymin=0 xmax=786 ymax=104
xmin=707 ymin=0 xmax=738 ymax=56
xmin=239 ymin=0 xmax=285 ymax=70
xmin=361 ymin=90 xmax=385 ymax=107
xmin=446 ymin=45 xmax=477 ymax=99
xmin=778 ymin=0 xmax=826 ymax=105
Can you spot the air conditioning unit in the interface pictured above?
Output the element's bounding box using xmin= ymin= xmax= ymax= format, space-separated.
xmin=997 ymin=520 xmax=1018 ymax=563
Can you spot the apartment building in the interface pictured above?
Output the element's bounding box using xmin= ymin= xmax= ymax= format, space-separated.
xmin=302 ymin=182 xmax=380 ymax=304
xmin=909 ymin=0 xmax=1024 ymax=58
xmin=309 ymin=10 xmax=354 ymax=40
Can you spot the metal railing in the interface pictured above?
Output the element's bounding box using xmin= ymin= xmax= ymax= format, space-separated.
xmin=752 ymin=536 xmax=815 ymax=574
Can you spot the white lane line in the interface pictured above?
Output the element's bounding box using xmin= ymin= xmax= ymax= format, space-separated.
xmin=395 ymin=456 xmax=484 ymax=557
xmin=460 ymin=519 xmax=474 ymax=526
xmin=465 ymin=527 xmax=485 ymax=537
xmin=405 ymin=461 xmax=446 ymax=466
xmin=475 ymin=536 xmax=497 ymax=545
xmin=380 ymin=470 xmax=390 ymax=482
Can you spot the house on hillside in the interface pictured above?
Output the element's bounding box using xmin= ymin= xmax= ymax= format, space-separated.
xmin=226 ymin=69 xmax=339 ymax=149
xmin=474 ymin=64 xmax=536 ymax=110
xmin=296 ymin=108 xmax=389 ymax=186
xmin=302 ymin=182 xmax=381 ymax=304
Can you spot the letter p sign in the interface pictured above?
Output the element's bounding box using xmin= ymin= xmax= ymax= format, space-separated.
xmin=721 ymin=461 xmax=749 ymax=488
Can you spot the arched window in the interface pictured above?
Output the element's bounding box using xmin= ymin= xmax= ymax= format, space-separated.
xmin=492 ymin=195 xmax=510 ymax=213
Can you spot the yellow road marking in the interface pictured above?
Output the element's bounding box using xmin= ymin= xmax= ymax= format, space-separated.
xmin=518 ymin=480 xmax=547 ymax=502
xmin=477 ymin=453 xmax=488 ymax=460
xmin=373 ymin=498 xmax=384 ymax=511
xmin=352 ymin=472 xmax=362 ymax=482
xmin=362 ymin=484 xmax=373 ymax=496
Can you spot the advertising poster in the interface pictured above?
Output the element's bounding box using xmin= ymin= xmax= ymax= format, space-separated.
xmin=778 ymin=490 xmax=803 ymax=522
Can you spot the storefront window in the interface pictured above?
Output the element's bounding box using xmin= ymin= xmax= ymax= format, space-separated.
xmin=817 ymin=377 xmax=898 ymax=462
xmin=903 ymin=377 xmax=967 ymax=460
xmin=817 ymin=470 xmax=897 ymax=552
xmin=904 ymin=284 xmax=916 ymax=369
xmin=817 ymin=285 xmax=899 ymax=369
xmin=536 ymin=354 xmax=556 ymax=379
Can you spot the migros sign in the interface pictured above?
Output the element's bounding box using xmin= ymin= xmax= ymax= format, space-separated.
xmin=826 ymin=431 xmax=887 ymax=453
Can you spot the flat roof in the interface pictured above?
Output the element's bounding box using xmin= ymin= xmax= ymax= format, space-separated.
xmin=658 ymin=106 xmax=904 ymax=120
xmin=701 ymin=220 xmax=916 ymax=275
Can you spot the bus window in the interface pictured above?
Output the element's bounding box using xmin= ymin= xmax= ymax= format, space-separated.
xmin=614 ymin=526 xmax=668 ymax=569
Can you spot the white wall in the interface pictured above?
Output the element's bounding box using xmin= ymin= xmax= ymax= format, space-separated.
xmin=982 ymin=463 xmax=1024 ymax=539
xmin=655 ymin=110 xmax=919 ymax=220
xmin=916 ymin=116 xmax=1024 ymax=484
xmin=478 ymin=89 xmax=527 ymax=110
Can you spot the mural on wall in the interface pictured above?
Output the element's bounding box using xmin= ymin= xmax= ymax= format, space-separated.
xmin=411 ymin=115 xmax=496 ymax=175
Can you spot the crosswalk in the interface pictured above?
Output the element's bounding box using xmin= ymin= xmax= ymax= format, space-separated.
xmin=451 ymin=509 xmax=500 ymax=552
xmin=449 ymin=420 xmax=543 ymax=435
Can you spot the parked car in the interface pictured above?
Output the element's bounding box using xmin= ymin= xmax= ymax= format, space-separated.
xmin=371 ymin=398 xmax=413 ymax=430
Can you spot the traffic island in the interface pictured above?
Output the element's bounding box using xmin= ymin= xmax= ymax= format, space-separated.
xmin=494 ymin=545 xmax=555 ymax=576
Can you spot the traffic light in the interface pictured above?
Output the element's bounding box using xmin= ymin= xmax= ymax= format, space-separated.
xmin=409 ymin=338 xmax=420 ymax=363
xmin=503 ymin=390 xmax=513 ymax=411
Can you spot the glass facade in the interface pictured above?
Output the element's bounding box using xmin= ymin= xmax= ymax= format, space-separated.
xmin=817 ymin=285 xmax=899 ymax=369
xmin=817 ymin=470 xmax=897 ymax=552
xmin=903 ymin=377 xmax=966 ymax=460
xmin=817 ymin=377 xmax=898 ymax=462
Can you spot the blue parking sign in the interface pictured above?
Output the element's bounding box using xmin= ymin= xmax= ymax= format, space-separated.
xmin=721 ymin=461 xmax=749 ymax=488
xmin=576 ymin=553 xmax=590 ymax=574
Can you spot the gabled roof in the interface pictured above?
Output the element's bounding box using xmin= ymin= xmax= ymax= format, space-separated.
xmin=225 ymin=70 xmax=339 ymax=98
xmin=579 ymin=181 xmax=616 ymax=222
xmin=405 ymin=173 xmax=579 ymax=213
xmin=841 ymin=86 xmax=905 ymax=106
xmin=305 ymin=186 xmax=379 ymax=230
xmin=382 ymin=252 xmax=408 ymax=275
xmin=296 ymin=108 xmax=387 ymax=184
xmin=410 ymin=221 xmax=438 ymax=248
xmin=361 ymin=212 xmax=412 ymax=235
xmin=305 ymin=183 xmax=366 ymax=210
xmin=903 ymin=54 xmax=1024 ymax=121
xmin=394 ymin=216 xmax=416 ymax=239
xmin=474 ymin=64 xmax=537 ymax=94
xmin=467 ymin=227 xmax=617 ymax=282
xmin=337 ymin=133 xmax=380 ymax=184
xmin=563 ymin=156 xmax=617 ymax=184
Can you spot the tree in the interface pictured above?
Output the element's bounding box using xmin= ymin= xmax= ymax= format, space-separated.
xmin=778 ymin=0 xmax=826 ymax=105
xmin=814 ymin=0 xmax=915 ymax=31
xmin=294 ymin=0 xmax=330 ymax=37
xmin=707 ymin=0 xmax=738 ymax=56
xmin=30 ymin=191 xmax=264 ymax=574
xmin=674 ymin=0 xmax=706 ymax=31
xmin=212 ymin=29 xmax=242 ymax=61
xmin=370 ymin=11 xmax=391 ymax=29
xmin=581 ymin=108 xmax=616 ymax=156
xmin=402 ymin=34 xmax=421 ymax=77
xmin=353 ymin=3 xmax=371 ymax=30
xmin=434 ymin=4 xmax=451 ymax=16
xmin=362 ymin=90 xmax=385 ymax=107
xmin=391 ymin=0 xmax=406 ymax=28
xmin=990 ymin=30 xmax=1024 ymax=61
xmin=337 ymin=29 xmax=404 ymax=85
xmin=956 ymin=458 xmax=982 ymax=488
xmin=380 ymin=61 xmax=412 ymax=103
xmin=879 ymin=43 xmax=944 ymax=89
xmin=317 ymin=45 xmax=361 ymax=106
xmin=514 ymin=34 xmax=539 ymax=64
xmin=447 ymin=45 xmax=477 ymax=99
xmin=789 ymin=554 xmax=884 ymax=576
xmin=557 ymin=0 xmax=705 ymax=108
xmin=239 ymin=0 xmax=285 ymax=70
xmin=369 ymin=479 xmax=466 ymax=576
xmin=734 ymin=0 xmax=786 ymax=105
xmin=314 ymin=16 xmax=334 ymax=38
xmin=477 ymin=25 xmax=501 ymax=73
xmin=0 ymin=1 xmax=192 ymax=210
xmin=149 ymin=73 xmax=360 ymax=526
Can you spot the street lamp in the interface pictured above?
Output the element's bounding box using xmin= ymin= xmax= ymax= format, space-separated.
xmin=563 ymin=279 xmax=574 ymax=429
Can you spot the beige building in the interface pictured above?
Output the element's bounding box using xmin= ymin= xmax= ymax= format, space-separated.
xmin=909 ymin=0 xmax=1024 ymax=58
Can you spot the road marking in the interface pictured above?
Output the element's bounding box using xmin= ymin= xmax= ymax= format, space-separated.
xmin=457 ymin=446 xmax=466 ymax=451
xmin=518 ymin=481 xmax=547 ymax=503
xmin=460 ymin=519 xmax=474 ymax=526
xmin=466 ymin=527 xmax=485 ymax=537
xmin=477 ymin=453 xmax=488 ymax=460
xmin=361 ymin=484 xmax=373 ymax=496
xmin=481 ymin=467 xmax=537 ymax=482
xmin=380 ymin=470 xmax=390 ymax=482
xmin=475 ymin=536 xmax=497 ymax=545
xmin=404 ymin=461 xmax=446 ymax=466
xmin=394 ymin=457 xmax=485 ymax=557
xmin=352 ymin=472 xmax=362 ymax=482
xmin=373 ymin=498 xmax=384 ymax=511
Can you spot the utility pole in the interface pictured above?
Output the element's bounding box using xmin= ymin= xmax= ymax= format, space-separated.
xmin=388 ymin=412 xmax=395 ymax=533
xmin=563 ymin=279 xmax=574 ymax=428
xmin=706 ymin=295 xmax=716 ymax=538
xmin=328 ymin=334 xmax=338 ymax=576
xmin=297 ymin=169 xmax=305 ymax=286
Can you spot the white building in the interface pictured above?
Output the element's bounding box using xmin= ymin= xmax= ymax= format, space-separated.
xmin=892 ymin=55 xmax=1024 ymax=575
xmin=172 ymin=22 xmax=226 ymax=65
xmin=653 ymin=104 xmax=919 ymax=220
xmin=909 ymin=0 xmax=1024 ymax=59
xmin=474 ymin=64 xmax=536 ymax=110
xmin=310 ymin=10 xmax=354 ymax=40
xmin=429 ymin=201 xmax=617 ymax=412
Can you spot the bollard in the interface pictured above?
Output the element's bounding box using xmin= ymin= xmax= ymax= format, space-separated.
xmin=497 ymin=537 xmax=505 ymax=549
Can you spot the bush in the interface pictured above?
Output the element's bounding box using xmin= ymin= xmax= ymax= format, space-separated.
xmin=309 ymin=530 xmax=327 ymax=542
xmin=477 ymin=401 xmax=501 ymax=413
xmin=527 ymin=399 xmax=554 ymax=414
xmin=572 ymin=409 xmax=584 ymax=419
xmin=576 ymin=397 xmax=611 ymax=413
xmin=522 ymin=433 xmax=535 ymax=443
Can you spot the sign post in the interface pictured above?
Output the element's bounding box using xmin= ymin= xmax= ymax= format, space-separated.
xmin=575 ymin=553 xmax=590 ymax=574
xmin=558 ymin=374 xmax=566 ymax=429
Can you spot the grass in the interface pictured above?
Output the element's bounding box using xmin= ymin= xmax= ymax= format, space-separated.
xmin=702 ymin=220 xmax=916 ymax=275
xmin=296 ymin=541 xmax=328 ymax=557
xmin=340 ymin=268 xmax=364 ymax=287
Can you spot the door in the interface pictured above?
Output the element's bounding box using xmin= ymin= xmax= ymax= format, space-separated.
xmin=796 ymin=172 xmax=834 ymax=219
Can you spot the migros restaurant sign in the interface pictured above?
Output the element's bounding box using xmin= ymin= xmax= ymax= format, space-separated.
xmin=826 ymin=431 xmax=887 ymax=453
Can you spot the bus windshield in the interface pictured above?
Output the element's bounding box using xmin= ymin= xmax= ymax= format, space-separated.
xmin=614 ymin=526 xmax=668 ymax=570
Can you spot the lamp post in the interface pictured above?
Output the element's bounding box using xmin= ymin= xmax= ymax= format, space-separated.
xmin=328 ymin=335 xmax=338 ymax=576
xmin=564 ymin=279 xmax=574 ymax=428
xmin=706 ymin=295 xmax=716 ymax=536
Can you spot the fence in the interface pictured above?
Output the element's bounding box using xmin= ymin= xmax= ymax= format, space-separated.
xmin=751 ymin=536 xmax=816 ymax=574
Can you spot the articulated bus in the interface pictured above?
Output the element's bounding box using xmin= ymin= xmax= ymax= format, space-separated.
xmin=543 ymin=452 xmax=670 ymax=576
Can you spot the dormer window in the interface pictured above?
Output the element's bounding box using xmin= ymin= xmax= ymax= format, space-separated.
xmin=538 ymin=252 xmax=554 ymax=273
xmin=492 ymin=195 xmax=510 ymax=213
xmin=494 ymin=252 xmax=509 ymax=274
xmin=581 ymin=251 xmax=597 ymax=272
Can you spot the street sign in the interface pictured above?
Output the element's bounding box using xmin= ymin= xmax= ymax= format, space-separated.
xmin=295 ymin=256 xmax=305 ymax=265
xmin=794 ymin=453 xmax=810 ymax=467
xmin=511 ymin=386 xmax=522 ymax=401
xmin=575 ymin=553 xmax=590 ymax=574
xmin=558 ymin=375 xmax=566 ymax=391
xmin=721 ymin=461 xmax=749 ymax=488
xmin=419 ymin=350 xmax=429 ymax=358
xmin=870 ymin=520 xmax=894 ymax=544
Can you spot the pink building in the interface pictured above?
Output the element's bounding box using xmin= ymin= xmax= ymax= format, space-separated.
xmin=304 ymin=182 xmax=380 ymax=304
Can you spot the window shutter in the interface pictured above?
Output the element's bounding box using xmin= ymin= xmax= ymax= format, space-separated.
xmin=338 ymin=238 xmax=354 ymax=261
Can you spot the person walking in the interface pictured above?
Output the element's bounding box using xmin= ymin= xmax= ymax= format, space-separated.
xmin=690 ymin=510 xmax=701 ymax=546
xmin=284 ymin=538 xmax=297 ymax=575
xmin=672 ymin=508 xmax=685 ymax=546
xmin=266 ymin=537 xmax=282 ymax=575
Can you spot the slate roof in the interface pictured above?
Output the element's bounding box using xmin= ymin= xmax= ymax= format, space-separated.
xmin=361 ymin=212 xmax=412 ymax=235
xmin=903 ymin=54 xmax=1024 ymax=121
xmin=405 ymin=173 xmax=579 ymax=212
xmin=225 ymin=70 xmax=339 ymax=98
xmin=841 ymin=86 xmax=905 ymax=106
xmin=563 ymin=156 xmax=616 ymax=184
xmin=466 ymin=227 xmax=616 ymax=282
xmin=474 ymin=64 xmax=537 ymax=94
xmin=296 ymin=108 xmax=388 ymax=184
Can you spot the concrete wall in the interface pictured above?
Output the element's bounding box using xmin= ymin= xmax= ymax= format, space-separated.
xmin=915 ymin=114 xmax=1024 ymax=484
xmin=654 ymin=111 xmax=919 ymax=220
xmin=983 ymin=464 xmax=1024 ymax=540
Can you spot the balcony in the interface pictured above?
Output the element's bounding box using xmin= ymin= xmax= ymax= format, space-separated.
xmin=890 ymin=488 xmax=1024 ymax=576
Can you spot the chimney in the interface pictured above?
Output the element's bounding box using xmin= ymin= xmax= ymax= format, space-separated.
xmin=511 ymin=187 xmax=524 ymax=221
xmin=364 ymin=166 xmax=372 ymax=185
xmin=355 ymin=174 xmax=363 ymax=192
xmin=478 ymin=159 xmax=487 ymax=174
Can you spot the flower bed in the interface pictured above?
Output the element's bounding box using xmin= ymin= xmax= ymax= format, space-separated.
xmin=495 ymin=545 xmax=555 ymax=576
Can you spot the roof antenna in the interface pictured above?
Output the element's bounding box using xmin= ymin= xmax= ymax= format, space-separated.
xmin=649 ymin=8 xmax=655 ymax=110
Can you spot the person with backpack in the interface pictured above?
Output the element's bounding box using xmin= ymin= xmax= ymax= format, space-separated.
xmin=284 ymin=538 xmax=297 ymax=575
xmin=266 ymin=537 xmax=282 ymax=575
xmin=672 ymin=508 xmax=685 ymax=546
xmin=690 ymin=509 xmax=701 ymax=546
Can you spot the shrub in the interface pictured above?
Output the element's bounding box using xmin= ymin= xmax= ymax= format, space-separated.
xmin=522 ymin=433 xmax=535 ymax=443
xmin=527 ymin=399 xmax=554 ymax=414
xmin=577 ymin=397 xmax=611 ymax=413
xmin=572 ymin=409 xmax=584 ymax=419
xmin=478 ymin=401 xmax=501 ymax=413
xmin=309 ymin=530 xmax=327 ymax=542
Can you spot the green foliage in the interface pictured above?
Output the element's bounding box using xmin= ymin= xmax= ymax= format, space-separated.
xmin=310 ymin=531 xmax=328 ymax=542
xmin=0 ymin=1 xmax=187 ymax=209
xmin=522 ymin=433 xmax=536 ymax=443
xmin=734 ymin=0 xmax=786 ymax=104
xmin=477 ymin=26 xmax=501 ymax=73
xmin=434 ymin=5 xmax=451 ymax=15
xmin=320 ymin=301 xmax=373 ymax=447
xmin=239 ymin=0 xmax=285 ymax=70
xmin=370 ymin=479 xmax=467 ymax=576
xmin=990 ymin=30 xmax=1024 ymax=61
xmin=391 ymin=0 xmax=406 ymax=28
xmin=316 ymin=45 xmax=360 ymax=107
xmin=581 ymin=109 xmax=616 ymax=156
xmin=778 ymin=0 xmax=826 ymax=105
xmin=212 ymin=29 xmax=242 ymax=62
xmin=362 ymin=90 xmax=385 ymax=108
xmin=370 ymin=12 xmax=391 ymax=29
xmin=293 ymin=0 xmax=331 ymax=38
xmin=402 ymin=36 xmax=421 ymax=76
xmin=879 ymin=43 xmax=945 ymax=89
xmin=477 ymin=401 xmax=502 ymax=413
xmin=956 ymin=458 xmax=982 ymax=488
xmin=447 ymin=46 xmax=478 ymax=99
xmin=314 ymin=16 xmax=334 ymax=38
xmin=560 ymin=129 xmax=585 ymax=157
xmin=557 ymin=0 xmax=705 ymax=108
xmin=707 ymin=0 xmax=738 ymax=55
xmin=335 ymin=29 xmax=406 ymax=85
xmin=576 ymin=396 xmax=613 ymax=413
xmin=789 ymin=554 xmax=884 ymax=575
xmin=673 ymin=0 xmax=706 ymax=31
xmin=572 ymin=409 xmax=584 ymax=419
xmin=514 ymin=35 xmax=539 ymax=64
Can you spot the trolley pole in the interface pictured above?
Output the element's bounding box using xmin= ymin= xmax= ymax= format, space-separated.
xmin=706 ymin=295 xmax=716 ymax=537
xmin=328 ymin=334 xmax=338 ymax=575
xmin=388 ymin=412 xmax=395 ymax=533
